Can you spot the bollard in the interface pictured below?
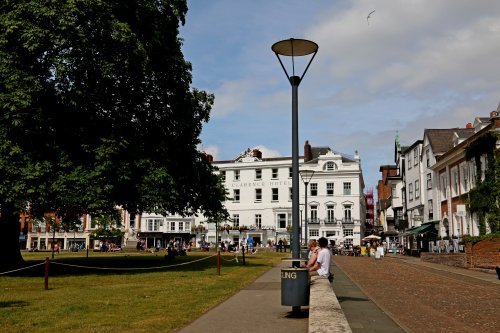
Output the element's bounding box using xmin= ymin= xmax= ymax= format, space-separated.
xmin=217 ymin=250 xmax=221 ymax=276
xmin=44 ymin=257 xmax=49 ymax=290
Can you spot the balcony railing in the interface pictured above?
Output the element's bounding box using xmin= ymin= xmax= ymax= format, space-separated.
xmin=307 ymin=218 xmax=320 ymax=224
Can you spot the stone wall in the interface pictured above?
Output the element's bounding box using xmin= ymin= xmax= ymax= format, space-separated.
xmin=420 ymin=253 xmax=467 ymax=268
xmin=421 ymin=238 xmax=500 ymax=269
xmin=465 ymin=238 xmax=500 ymax=269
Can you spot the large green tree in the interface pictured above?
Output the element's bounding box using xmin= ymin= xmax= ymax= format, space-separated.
xmin=0 ymin=0 xmax=227 ymax=269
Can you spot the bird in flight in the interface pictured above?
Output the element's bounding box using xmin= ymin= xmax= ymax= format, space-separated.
xmin=367 ymin=10 xmax=375 ymax=25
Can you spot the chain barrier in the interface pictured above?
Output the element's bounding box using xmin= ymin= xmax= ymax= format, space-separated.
xmin=51 ymin=253 xmax=218 ymax=271
xmin=0 ymin=262 xmax=45 ymax=276
xmin=220 ymin=253 xmax=239 ymax=263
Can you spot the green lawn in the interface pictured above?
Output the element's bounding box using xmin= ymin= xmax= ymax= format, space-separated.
xmin=0 ymin=249 xmax=286 ymax=333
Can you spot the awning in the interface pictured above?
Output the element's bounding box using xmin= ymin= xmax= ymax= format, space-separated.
xmin=405 ymin=223 xmax=436 ymax=235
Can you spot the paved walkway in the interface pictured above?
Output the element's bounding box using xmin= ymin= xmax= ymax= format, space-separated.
xmin=176 ymin=261 xmax=308 ymax=333
xmin=331 ymin=261 xmax=406 ymax=332
xmin=176 ymin=254 xmax=497 ymax=333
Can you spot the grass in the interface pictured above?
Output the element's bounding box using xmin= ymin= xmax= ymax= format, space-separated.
xmin=0 ymin=249 xmax=287 ymax=333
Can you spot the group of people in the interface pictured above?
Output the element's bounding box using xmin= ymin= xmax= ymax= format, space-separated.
xmin=305 ymin=237 xmax=334 ymax=282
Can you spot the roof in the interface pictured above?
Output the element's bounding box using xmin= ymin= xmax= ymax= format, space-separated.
xmin=424 ymin=128 xmax=474 ymax=155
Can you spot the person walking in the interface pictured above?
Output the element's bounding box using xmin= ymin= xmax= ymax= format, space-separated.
xmin=308 ymin=237 xmax=333 ymax=282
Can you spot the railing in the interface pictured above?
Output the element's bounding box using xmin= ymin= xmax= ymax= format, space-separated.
xmin=307 ymin=218 xmax=320 ymax=224
xmin=342 ymin=218 xmax=353 ymax=224
xmin=324 ymin=218 xmax=337 ymax=224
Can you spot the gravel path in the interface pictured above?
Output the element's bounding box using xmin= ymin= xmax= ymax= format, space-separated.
xmin=333 ymin=256 xmax=499 ymax=333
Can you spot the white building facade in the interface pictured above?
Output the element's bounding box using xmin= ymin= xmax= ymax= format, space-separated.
xmin=205 ymin=141 xmax=366 ymax=249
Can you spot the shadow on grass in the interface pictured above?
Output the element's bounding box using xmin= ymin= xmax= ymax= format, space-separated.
xmin=0 ymin=300 xmax=29 ymax=308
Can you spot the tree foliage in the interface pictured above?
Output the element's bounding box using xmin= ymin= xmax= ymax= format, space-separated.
xmin=0 ymin=0 xmax=227 ymax=268
xmin=464 ymin=132 xmax=499 ymax=235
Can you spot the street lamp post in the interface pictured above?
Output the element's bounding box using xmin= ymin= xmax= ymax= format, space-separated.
xmin=272 ymin=38 xmax=318 ymax=265
xmin=300 ymin=169 xmax=315 ymax=247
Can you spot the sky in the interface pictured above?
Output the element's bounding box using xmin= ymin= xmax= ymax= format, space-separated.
xmin=179 ymin=0 xmax=500 ymax=195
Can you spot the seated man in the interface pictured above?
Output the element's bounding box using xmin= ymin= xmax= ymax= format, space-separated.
xmin=308 ymin=237 xmax=333 ymax=282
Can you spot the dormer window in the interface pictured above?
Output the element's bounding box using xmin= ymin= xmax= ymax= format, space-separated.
xmin=325 ymin=161 xmax=337 ymax=171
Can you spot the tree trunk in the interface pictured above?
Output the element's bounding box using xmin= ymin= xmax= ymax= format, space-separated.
xmin=0 ymin=202 xmax=24 ymax=271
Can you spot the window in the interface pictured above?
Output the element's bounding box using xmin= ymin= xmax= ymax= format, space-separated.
xmin=170 ymin=222 xmax=175 ymax=231
xmin=343 ymin=182 xmax=351 ymax=195
xmin=427 ymin=173 xmax=432 ymax=189
xmin=255 ymin=169 xmax=262 ymax=180
xmin=327 ymin=205 xmax=335 ymax=223
xmin=325 ymin=161 xmax=337 ymax=171
xmin=392 ymin=185 xmax=397 ymax=198
xmin=440 ymin=174 xmax=447 ymax=198
xmin=272 ymin=188 xmax=279 ymax=201
xmin=326 ymin=183 xmax=334 ymax=196
xmin=343 ymin=205 xmax=352 ymax=222
xmin=310 ymin=205 xmax=318 ymax=223
xmin=147 ymin=218 xmax=162 ymax=231
xmin=426 ymin=149 xmax=430 ymax=167
xmin=408 ymin=156 xmax=412 ymax=169
xmin=233 ymin=214 xmax=239 ymax=227
xmin=415 ymin=180 xmax=420 ymax=199
xmin=289 ymin=167 xmax=293 ymax=178
xmin=289 ymin=187 xmax=293 ymax=201
xmin=233 ymin=189 xmax=240 ymax=202
xmin=234 ymin=170 xmax=240 ymax=181
xmin=309 ymin=229 xmax=319 ymax=237
xmin=452 ymin=169 xmax=459 ymax=197
xmin=185 ymin=222 xmax=190 ymax=231
xmin=221 ymin=171 xmax=226 ymax=181
xmin=272 ymin=168 xmax=278 ymax=179
xmin=129 ymin=214 xmax=136 ymax=228
xmin=408 ymin=183 xmax=413 ymax=201
xmin=428 ymin=200 xmax=433 ymax=220
xmin=178 ymin=221 xmax=184 ymax=231
xmin=461 ymin=165 xmax=469 ymax=192
xmin=414 ymin=147 xmax=418 ymax=166
xmin=278 ymin=213 xmax=286 ymax=228
xmin=255 ymin=188 xmax=262 ymax=202
xmin=255 ymin=214 xmax=262 ymax=229
xmin=310 ymin=183 xmax=318 ymax=196
xmin=343 ymin=229 xmax=354 ymax=237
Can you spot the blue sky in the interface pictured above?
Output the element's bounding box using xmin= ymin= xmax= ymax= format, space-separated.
xmin=179 ymin=0 xmax=500 ymax=195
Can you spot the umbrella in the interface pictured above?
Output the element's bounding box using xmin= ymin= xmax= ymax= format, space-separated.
xmin=362 ymin=235 xmax=381 ymax=241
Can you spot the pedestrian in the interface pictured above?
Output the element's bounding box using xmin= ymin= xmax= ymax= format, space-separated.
xmin=306 ymin=239 xmax=319 ymax=269
xmin=278 ymin=238 xmax=283 ymax=252
xmin=308 ymin=237 xmax=333 ymax=282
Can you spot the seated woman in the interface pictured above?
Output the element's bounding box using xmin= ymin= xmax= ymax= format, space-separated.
xmin=306 ymin=239 xmax=319 ymax=268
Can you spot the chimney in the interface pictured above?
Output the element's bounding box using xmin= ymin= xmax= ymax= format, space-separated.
xmin=252 ymin=149 xmax=262 ymax=159
xmin=304 ymin=140 xmax=312 ymax=162
xmin=466 ymin=122 xmax=473 ymax=129
xmin=205 ymin=154 xmax=213 ymax=163
xmin=490 ymin=110 xmax=499 ymax=119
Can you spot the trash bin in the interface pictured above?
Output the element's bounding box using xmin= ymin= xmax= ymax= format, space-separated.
xmin=281 ymin=267 xmax=310 ymax=306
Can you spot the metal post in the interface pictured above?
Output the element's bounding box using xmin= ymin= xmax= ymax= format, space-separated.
xmin=291 ymin=75 xmax=300 ymax=266
xmin=304 ymin=182 xmax=308 ymax=246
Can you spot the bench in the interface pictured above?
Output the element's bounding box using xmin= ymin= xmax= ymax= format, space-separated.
xmin=308 ymin=276 xmax=352 ymax=333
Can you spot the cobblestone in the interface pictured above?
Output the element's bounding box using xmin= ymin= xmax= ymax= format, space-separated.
xmin=333 ymin=256 xmax=499 ymax=333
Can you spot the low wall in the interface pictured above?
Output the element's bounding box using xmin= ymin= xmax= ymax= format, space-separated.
xmin=420 ymin=253 xmax=466 ymax=268
xmin=308 ymin=276 xmax=352 ymax=333
xmin=421 ymin=238 xmax=500 ymax=270
xmin=465 ymin=238 xmax=500 ymax=270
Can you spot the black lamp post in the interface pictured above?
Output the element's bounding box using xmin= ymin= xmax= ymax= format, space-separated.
xmin=272 ymin=38 xmax=318 ymax=264
xmin=299 ymin=169 xmax=315 ymax=247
